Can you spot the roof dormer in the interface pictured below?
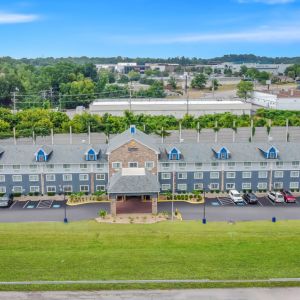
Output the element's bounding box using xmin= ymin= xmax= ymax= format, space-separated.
xmin=85 ymin=147 xmax=100 ymax=161
xmin=259 ymin=146 xmax=279 ymax=159
xmin=34 ymin=146 xmax=52 ymax=162
xmin=130 ymin=125 xmax=136 ymax=135
xmin=212 ymin=146 xmax=230 ymax=160
xmin=168 ymin=147 xmax=181 ymax=160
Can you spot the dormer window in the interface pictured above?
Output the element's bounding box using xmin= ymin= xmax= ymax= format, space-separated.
xmin=130 ymin=125 xmax=136 ymax=135
xmin=259 ymin=146 xmax=279 ymax=159
xmin=85 ymin=148 xmax=99 ymax=161
xmin=34 ymin=147 xmax=52 ymax=162
xmin=168 ymin=147 xmax=181 ymax=160
xmin=213 ymin=147 xmax=230 ymax=160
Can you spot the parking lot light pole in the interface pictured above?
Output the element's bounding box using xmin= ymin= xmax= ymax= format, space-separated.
xmin=202 ymin=189 xmax=206 ymax=224
xmin=59 ymin=185 xmax=68 ymax=223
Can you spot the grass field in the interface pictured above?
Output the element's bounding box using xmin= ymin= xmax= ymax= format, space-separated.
xmin=0 ymin=220 xmax=300 ymax=290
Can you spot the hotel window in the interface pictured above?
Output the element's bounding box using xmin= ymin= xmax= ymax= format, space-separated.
xmin=290 ymin=171 xmax=299 ymax=178
xmin=46 ymin=174 xmax=56 ymax=181
xmin=63 ymin=185 xmax=72 ymax=192
xmin=112 ymin=162 xmax=122 ymax=169
xmin=128 ymin=162 xmax=138 ymax=168
xmin=194 ymin=172 xmax=203 ymax=179
xmin=29 ymin=175 xmax=39 ymax=182
xmin=79 ymin=174 xmax=89 ymax=181
xmin=226 ymin=183 xmax=235 ymax=190
xmin=96 ymin=163 xmax=105 ymax=169
xmin=227 ymin=162 xmax=235 ymax=168
xmin=210 ymin=183 xmax=219 ymax=190
xmin=12 ymin=175 xmax=22 ymax=182
xmin=258 ymin=171 xmax=268 ymax=178
xmin=12 ymin=186 xmax=23 ymax=193
xmin=0 ymin=175 xmax=5 ymax=182
xmin=96 ymin=173 xmax=105 ymax=180
xmin=276 ymin=161 xmax=283 ymax=168
xmin=274 ymin=171 xmax=283 ymax=178
xmin=145 ymin=161 xmax=154 ymax=170
xmin=242 ymin=182 xmax=251 ymax=190
xmin=242 ymin=172 xmax=252 ymax=179
xmin=178 ymin=163 xmax=186 ymax=169
xmin=274 ymin=182 xmax=283 ymax=189
xmin=63 ymin=174 xmax=72 ymax=181
xmin=194 ymin=183 xmax=203 ymax=190
xmin=244 ymin=162 xmax=251 ymax=168
xmin=162 ymin=163 xmax=170 ymax=168
xmin=178 ymin=172 xmax=187 ymax=180
xmin=29 ymin=164 xmax=38 ymax=170
xmin=258 ymin=182 xmax=267 ymax=190
xmin=0 ymin=186 xmax=6 ymax=193
xmin=96 ymin=185 xmax=105 ymax=191
xmin=30 ymin=186 xmax=40 ymax=193
xmin=210 ymin=172 xmax=219 ymax=179
xmin=161 ymin=184 xmax=171 ymax=191
xmin=211 ymin=162 xmax=219 ymax=167
xmin=226 ymin=172 xmax=235 ymax=179
xmin=0 ymin=165 xmax=3 ymax=170
xmin=80 ymin=164 xmax=88 ymax=169
xmin=80 ymin=185 xmax=89 ymax=192
xmin=161 ymin=173 xmax=171 ymax=180
xmin=290 ymin=182 xmax=299 ymax=189
xmin=195 ymin=162 xmax=202 ymax=169
xmin=12 ymin=165 xmax=21 ymax=170
xmin=63 ymin=164 xmax=71 ymax=169
xmin=260 ymin=162 xmax=268 ymax=168
xmin=292 ymin=161 xmax=299 ymax=167
xmin=47 ymin=186 xmax=56 ymax=193
xmin=46 ymin=164 xmax=54 ymax=169
xmin=177 ymin=184 xmax=187 ymax=191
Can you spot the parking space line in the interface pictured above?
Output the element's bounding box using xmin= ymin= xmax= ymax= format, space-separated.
xmin=22 ymin=201 xmax=29 ymax=208
xmin=257 ymin=200 xmax=263 ymax=207
xmin=9 ymin=201 xmax=17 ymax=209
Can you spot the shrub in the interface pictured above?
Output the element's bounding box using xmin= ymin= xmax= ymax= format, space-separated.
xmin=98 ymin=209 xmax=107 ymax=218
xmin=13 ymin=193 xmax=21 ymax=197
xmin=47 ymin=192 xmax=55 ymax=196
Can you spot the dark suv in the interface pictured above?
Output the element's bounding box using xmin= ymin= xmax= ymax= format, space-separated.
xmin=0 ymin=194 xmax=14 ymax=208
xmin=243 ymin=192 xmax=258 ymax=204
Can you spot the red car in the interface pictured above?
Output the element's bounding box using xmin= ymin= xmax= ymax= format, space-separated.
xmin=281 ymin=190 xmax=297 ymax=203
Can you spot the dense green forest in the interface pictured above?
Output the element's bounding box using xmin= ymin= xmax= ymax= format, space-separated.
xmin=1 ymin=108 xmax=300 ymax=139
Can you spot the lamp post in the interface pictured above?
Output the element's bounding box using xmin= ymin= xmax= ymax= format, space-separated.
xmin=59 ymin=185 xmax=68 ymax=223
xmin=202 ymin=188 xmax=206 ymax=224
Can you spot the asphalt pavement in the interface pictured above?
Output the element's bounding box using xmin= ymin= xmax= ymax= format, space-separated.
xmin=1 ymin=197 xmax=300 ymax=222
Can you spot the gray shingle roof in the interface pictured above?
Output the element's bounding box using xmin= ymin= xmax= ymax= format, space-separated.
xmin=107 ymin=128 xmax=160 ymax=154
xmin=108 ymin=171 xmax=160 ymax=194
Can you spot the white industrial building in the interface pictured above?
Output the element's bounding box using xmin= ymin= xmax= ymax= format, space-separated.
xmin=251 ymin=90 xmax=300 ymax=110
xmin=89 ymin=99 xmax=251 ymax=117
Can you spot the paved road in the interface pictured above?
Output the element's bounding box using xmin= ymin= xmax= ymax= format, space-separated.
xmin=0 ymin=288 xmax=299 ymax=300
xmin=1 ymin=199 xmax=300 ymax=223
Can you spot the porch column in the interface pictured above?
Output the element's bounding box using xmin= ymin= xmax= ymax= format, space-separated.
xmin=111 ymin=198 xmax=116 ymax=217
xmin=152 ymin=195 xmax=158 ymax=215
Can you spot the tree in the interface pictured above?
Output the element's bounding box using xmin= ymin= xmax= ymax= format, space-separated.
xmin=191 ymin=73 xmax=207 ymax=89
xmin=210 ymin=79 xmax=220 ymax=91
xmin=167 ymin=76 xmax=177 ymax=90
xmin=128 ymin=70 xmax=140 ymax=81
xmin=236 ymin=81 xmax=254 ymax=101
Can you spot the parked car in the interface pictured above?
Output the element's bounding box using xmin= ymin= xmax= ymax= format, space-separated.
xmin=243 ymin=192 xmax=258 ymax=204
xmin=281 ymin=190 xmax=297 ymax=203
xmin=267 ymin=191 xmax=284 ymax=203
xmin=0 ymin=194 xmax=14 ymax=208
xmin=229 ymin=190 xmax=244 ymax=203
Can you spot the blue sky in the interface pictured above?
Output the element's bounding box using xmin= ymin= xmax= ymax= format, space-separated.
xmin=0 ymin=0 xmax=300 ymax=58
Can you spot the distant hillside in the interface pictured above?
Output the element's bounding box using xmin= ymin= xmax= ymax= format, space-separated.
xmin=1 ymin=54 xmax=300 ymax=66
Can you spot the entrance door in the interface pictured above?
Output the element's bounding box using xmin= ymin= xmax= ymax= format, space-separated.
xmin=116 ymin=195 xmax=152 ymax=214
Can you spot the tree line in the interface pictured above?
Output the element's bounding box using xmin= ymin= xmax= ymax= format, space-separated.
xmin=1 ymin=108 xmax=300 ymax=139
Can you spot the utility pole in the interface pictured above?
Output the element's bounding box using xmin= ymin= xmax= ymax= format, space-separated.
xmin=12 ymin=91 xmax=17 ymax=113
xmin=186 ymin=91 xmax=189 ymax=115
xmin=129 ymin=81 xmax=132 ymax=112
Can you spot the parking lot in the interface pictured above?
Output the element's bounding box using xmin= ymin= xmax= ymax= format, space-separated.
xmin=9 ymin=200 xmax=66 ymax=210
xmin=205 ymin=196 xmax=300 ymax=207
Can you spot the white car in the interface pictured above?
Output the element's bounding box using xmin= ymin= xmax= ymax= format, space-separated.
xmin=229 ymin=190 xmax=244 ymax=203
xmin=267 ymin=191 xmax=284 ymax=203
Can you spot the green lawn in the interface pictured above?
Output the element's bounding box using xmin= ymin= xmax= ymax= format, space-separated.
xmin=0 ymin=220 xmax=300 ymax=290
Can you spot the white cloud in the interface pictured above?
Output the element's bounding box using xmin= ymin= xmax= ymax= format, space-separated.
xmin=238 ymin=0 xmax=295 ymax=4
xmin=114 ymin=25 xmax=300 ymax=44
xmin=0 ymin=11 xmax=39 ymax=24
